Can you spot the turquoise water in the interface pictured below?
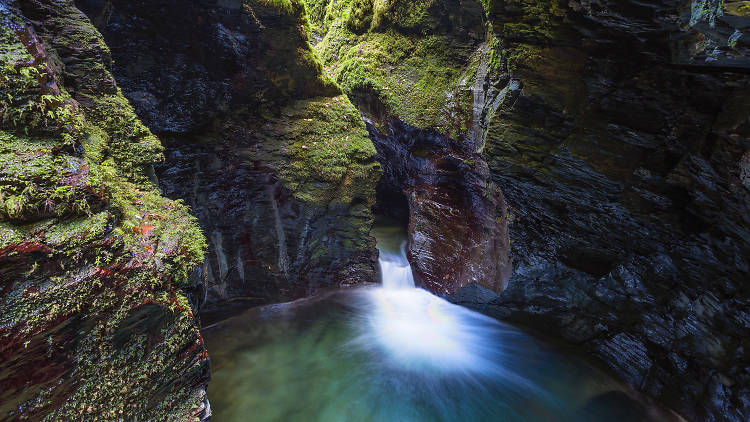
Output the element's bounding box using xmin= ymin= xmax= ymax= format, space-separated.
xmin=204 ymin=224 xmax=676 ymax=422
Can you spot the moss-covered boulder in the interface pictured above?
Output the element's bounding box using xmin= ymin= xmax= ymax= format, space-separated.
xmin=0 ymin=1 xmax=209 ymax=419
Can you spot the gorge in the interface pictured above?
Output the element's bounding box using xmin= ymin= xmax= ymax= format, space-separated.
xmin=1 ymin=0 xmax=748 ymax=421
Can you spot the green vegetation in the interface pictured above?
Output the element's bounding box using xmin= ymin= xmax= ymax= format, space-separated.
xmin=279 ymin=95 xmax=378 ymax=204
xmin=300 ymin=0 xmax=582 ymax=147
xmin=0 ymin=4 xmax=207 ymax=420
xmin=2 ymin=0 xmax=382 ymax=418
xmin=725 ymin=0 xmax=750 ymax=16
xmin=242 ymin=0 xmax=340 ymax=105
xmin=256 ymin=0 xmax=296 ymax=13
xmin=220 ymin=1 xmax=381 ymax=208
xmin=302 ymin=0 xmax=486 ymax=139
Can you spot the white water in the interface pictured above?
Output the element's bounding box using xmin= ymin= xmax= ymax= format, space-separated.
xmin=377 ymin=242 xmax=415 ymax=289
xmin=363 ymin=236 xmax=523 ymax=378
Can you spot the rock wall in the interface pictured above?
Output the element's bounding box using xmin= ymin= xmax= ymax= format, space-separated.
xmin=305 ymin=0 xmax=512 ymax=295
xmin=309 ymin=0 xmax=749 ymax=420
xmin=369 ymin=120 xmax=511 ymax=294
xmin=0 ymin=1 xmax=209 ymax=420
xmin=3 ymin=0 xmax=747 ymax=420
xmin=75 ymin=0 xmax=381 ymax=313
xmin=457 ymin=1 xmax=749 ymax=421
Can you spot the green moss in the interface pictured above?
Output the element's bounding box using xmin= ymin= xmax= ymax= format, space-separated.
xmin=725 ymin=0 xmax=750 ymax=16
xmin=302 ymin=0 xmax=330 ymax=34
xmin=0 ymin=131 xmax=105 ymax=221
xmin=316 ymin=26 xmax=471 ymax=133
xmin=0 ymin=220 xmax=24 ymax=248
xmin=43 ymin=211 xmax=109 ymax=247
xmin=241 ymin=0 xmax=340 ymax=104
xmin=504 ymin=43 xmax=544 ymax=74
xmin=371 ymin=0 xmax=439 ymax=30
xmin=1 ymin=4 xmax=208 ymax=420
xmin=255 ymin=0 xmax=296 ymax=13
xmin=303 ymin=0 xmax=487 ymax=139
xmin=273 ymin=94 xmax=379 ymax=204
xmin=81 ymin=92 xmax=164 ymax=184
xmin=346 ymin=0 xmax=374 ymax=33
xmin=302 ymin=0 xmax=578 ymax=148
xmin=0 ymin=27 xmax=78 ymax=139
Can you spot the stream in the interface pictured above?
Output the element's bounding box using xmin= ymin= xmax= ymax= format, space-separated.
xmin=203 ymin=222 xmax=673 ymax=421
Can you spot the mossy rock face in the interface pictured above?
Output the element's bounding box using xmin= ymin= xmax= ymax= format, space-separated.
xmin=305 ymin=0 xmax=489 ymax=144
xmin=302 ymin=0 xmax=513 ymax=297
xmin=72 ymin=0 xmax=381 ymax=310
xmin=0 ymin=1 xmax=209 ymax=420
xmin=279 ymin=95 xmax=378 ymax=203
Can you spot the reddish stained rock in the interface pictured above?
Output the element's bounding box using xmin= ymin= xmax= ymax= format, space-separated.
xmin=0 ymin=315 xmax=79 ymax=418
xmin=10 ymin=21 xmax=61 ymax=96
xmin=132 ymin=223 xmax=155 ymax=235
xmin=0 ymin=2 xmax=210 ymax=420
xmin=0 ymin=241 xmax=52 ymax=257
xmin=60 ymin=161 xmax=90 ymax=187
xmin=407 ymin=181 xmax=511 ymax=295
xmin=371 ymin=119 xmax=511 ymax=296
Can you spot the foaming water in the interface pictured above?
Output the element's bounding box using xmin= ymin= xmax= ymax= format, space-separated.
xmin=365 ymin=289 xmax=488 ymax=371
xmin=377 ymin=241 xmax=415 ymax=289
xmin=204 ymin=221 xmax=679 ymax=422
xmin=363 ymin=234 xmax=522 ymax=379
xmin=355 ymin=223 xmax=551 ymax=405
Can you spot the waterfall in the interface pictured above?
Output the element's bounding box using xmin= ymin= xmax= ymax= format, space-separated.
xmin=363 ymin=232 xmax=517 ymax=377
xmin=378 ymin=241 xmax=415 ymax=289
xmin=205 ymin=222 xmax=658 ymax=421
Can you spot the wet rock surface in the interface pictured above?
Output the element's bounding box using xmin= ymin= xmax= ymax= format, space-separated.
xmin=76 ymin=0 xmax=381 ymax=312
xmin=305 ymin=0 xmax=512 ymax=296
xmin=3 ymin=0 xmax=747 ymax=420
xmin=306 ymin=0 xmax=749 ymax=419
xmin=370 ymin=119 xmax=511 ymax=295
xmin=156 ymin=123 xmax=378 ymax=315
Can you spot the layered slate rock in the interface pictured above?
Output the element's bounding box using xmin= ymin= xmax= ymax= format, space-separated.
xmin=305 ymin=0 xmax=512 ymax=295
xmin=459 ymin=1 xmax=749 ymax=421
xmin=0 ymin=1 xmax=209 ymax=420
xmin=75 ymin=0 xmax=381 ymax=313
